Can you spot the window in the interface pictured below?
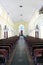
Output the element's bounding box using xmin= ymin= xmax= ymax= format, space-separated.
xmin=35 ymin=25 xmax=39 ymax=38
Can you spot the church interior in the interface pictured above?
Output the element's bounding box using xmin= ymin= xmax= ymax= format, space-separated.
xmin=0 ymin=0 xmax=43 ymax=65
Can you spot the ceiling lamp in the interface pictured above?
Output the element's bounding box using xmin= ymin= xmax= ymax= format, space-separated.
xmin=19 ymin=5 xmax=23 ymax=8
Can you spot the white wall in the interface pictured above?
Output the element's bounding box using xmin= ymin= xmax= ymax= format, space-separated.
xmin=0 ymin=5 xmax=15 ymax=39
xmin=28 ymin=10 xmax=43 ymax=39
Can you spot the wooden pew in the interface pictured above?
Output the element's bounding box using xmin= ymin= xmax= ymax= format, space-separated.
xmin=0 ymin=36 xmax=19 ymax=44
xmin=0 ymin=46 xmax=10 ymax=59
xmin=0 ymin=36 xmax=19 ymax=53
xmin=0 ymin=55 xmax=5 ymax=65
xmin=0 ymin=45 xmax=12 ymax=65
xmin=25 ymin=36 xmax=43 ymax=65
xmin=25 ymin=36 xmax=43 ymax=43
xmin=31 ymin=45 xmax=43 ymax=65
xmin=0 ymin=49 xmax=8 ymax=60
xmin=0 ymin=44 xmax=13 ymax=52
xmin=0 ymin=36 xmax=19 ymax=65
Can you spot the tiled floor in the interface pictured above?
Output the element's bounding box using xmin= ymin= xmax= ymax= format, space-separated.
xmin=10 ymin=36 xmax=34 ymax=65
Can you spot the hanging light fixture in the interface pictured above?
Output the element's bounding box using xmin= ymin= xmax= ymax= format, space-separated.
xmin=19 ymin=5 xmax=23 ymax=8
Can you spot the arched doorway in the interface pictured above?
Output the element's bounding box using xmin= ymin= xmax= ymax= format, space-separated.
xmin=19 ymin=25 xmax=24 ymax=36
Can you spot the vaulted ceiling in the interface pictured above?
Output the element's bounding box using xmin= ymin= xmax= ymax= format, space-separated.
xmin=0 ymin=0 xmax=43 ymax=22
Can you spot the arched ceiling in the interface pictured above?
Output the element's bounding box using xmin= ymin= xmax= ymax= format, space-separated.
xmin=0 ymin=0 xmax=43 ymax=22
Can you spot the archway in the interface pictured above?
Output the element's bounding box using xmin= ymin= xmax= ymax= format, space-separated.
xmin=19 ymin=24 xmax=24 ymax=36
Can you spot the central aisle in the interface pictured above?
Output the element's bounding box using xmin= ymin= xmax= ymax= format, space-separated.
xmin=11 ymin=36 xmax=29 ymax=65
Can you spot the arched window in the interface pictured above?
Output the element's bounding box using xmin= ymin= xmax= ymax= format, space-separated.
xmin=19 ymin=25 xmax=24 ymax=36
xmin=4 ymin=25 xmax=8 ymax=38
xmin=35 ymin=25 xmax=39 ymax=38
